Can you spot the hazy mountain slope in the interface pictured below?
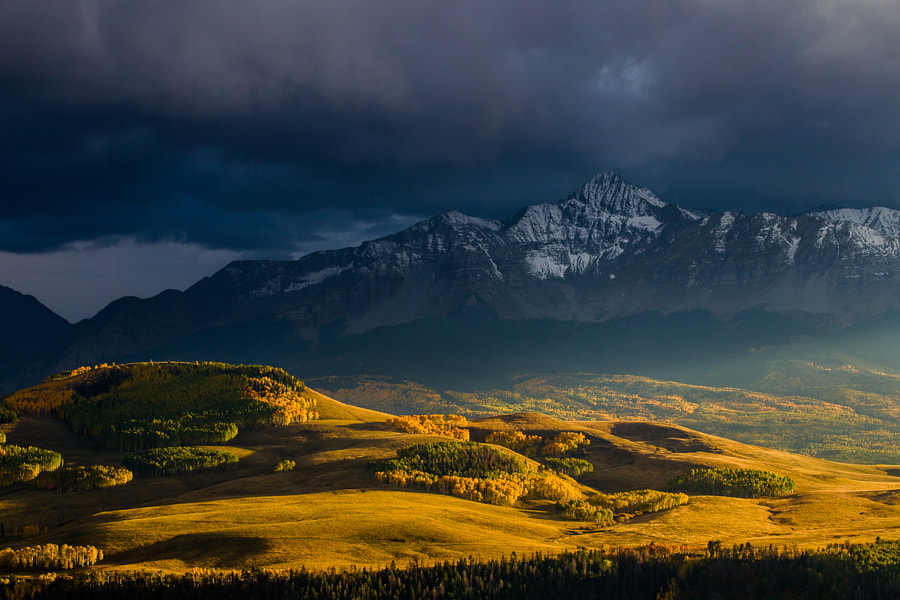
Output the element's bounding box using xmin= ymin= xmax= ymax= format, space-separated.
xmin=0 ymin=285 xmax=69 ymax=381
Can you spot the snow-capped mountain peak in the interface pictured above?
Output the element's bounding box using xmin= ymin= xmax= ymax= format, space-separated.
xmin=568 ymin=170 xmax=667 ymax=215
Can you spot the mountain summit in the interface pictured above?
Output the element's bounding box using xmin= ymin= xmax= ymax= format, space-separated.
xmin=15 ymin=171 xmax=900 ymax=378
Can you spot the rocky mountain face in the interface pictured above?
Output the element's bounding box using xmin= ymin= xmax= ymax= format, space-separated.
xmin=14 ymin=171 xmax=900 ymax=378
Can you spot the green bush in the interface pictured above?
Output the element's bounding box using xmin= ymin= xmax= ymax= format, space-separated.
xmin=122 ymin=446 xmax=238 ymax=477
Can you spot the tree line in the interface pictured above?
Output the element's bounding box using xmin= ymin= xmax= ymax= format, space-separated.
xmin=0 ymin=544 xmax=102 ymax=571
xmin=7 ymin=539 xmax=900 ymax=598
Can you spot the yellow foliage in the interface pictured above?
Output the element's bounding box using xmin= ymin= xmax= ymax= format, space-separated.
xmin=246 ymin=377 xmax=317 ymax=424
xmin=387 ymin=415 xmax=470 ymax=440
xmin=486 ymin=430 xmax=589 ymax=458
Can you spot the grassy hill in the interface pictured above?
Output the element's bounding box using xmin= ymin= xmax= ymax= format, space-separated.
xmin=4 ymin=364 xmax=900 ymax=572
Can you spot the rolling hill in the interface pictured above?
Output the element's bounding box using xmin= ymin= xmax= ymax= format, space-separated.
xmin=3 ymin=362 xmax=900 ymax=573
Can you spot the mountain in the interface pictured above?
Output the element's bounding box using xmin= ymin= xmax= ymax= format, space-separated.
xmin=13 ymin=171 xmax=900 ymax=387
xmin=0 ymin=285 xmax=69 ymax=379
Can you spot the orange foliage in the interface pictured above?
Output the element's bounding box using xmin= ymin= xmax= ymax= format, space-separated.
xmin=246 ymin=377 xmax=318 ymax=424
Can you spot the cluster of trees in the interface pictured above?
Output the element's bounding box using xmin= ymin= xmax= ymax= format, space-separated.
xmin=121 ymin=447 xmax=238 ymax=477
xmin=542 ymin=457 xmax=593 ymax=476
xmin=386 ymin=415 xmax=470 ymax=440
xmin=0 ymin=407 xmax=14 ymax=425
xmin=32 ymin=465 xmax=133 ymax=492
xmin=1 ymin=362 xmax=317 ymax=451
xmin=9 ymin=540 xmax=900 ymax=598
xmin=273 ymin=459 xmax=296 ymax=472
xmin=558 ymin=489 xmax=689 ymax=523
xmin=0 ymin=544 xmax=102 ymax=571
xmin=665 ymin=467 xmax=796 ymax=498
xmin=0 ymin=444 xmax=63 ymax=488
xmin=96 ymin=418 xmax=239 ymax=452
xmin=485 ymin=430 xmax=590 ymax=458
xmin=369 ymin=442 xmax=580 ymax=506
xmin=372 ymin=442 xmax=528 ymax=480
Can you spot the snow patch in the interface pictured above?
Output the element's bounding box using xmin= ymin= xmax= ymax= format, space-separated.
xmin=284 ymin=264 xmax=354 ymax=293
xmin=715 ymin=213 xmax=734 ymax=253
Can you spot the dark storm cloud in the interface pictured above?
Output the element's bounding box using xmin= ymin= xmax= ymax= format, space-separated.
xmin=3 ymin=0 xmax=900 ymax=253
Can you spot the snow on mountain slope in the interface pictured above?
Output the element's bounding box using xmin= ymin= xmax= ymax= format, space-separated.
xmin=36 ymin=170 xmax=900 ymax=371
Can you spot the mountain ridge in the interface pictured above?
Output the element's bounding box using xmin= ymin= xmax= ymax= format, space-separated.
xmin=6 ymin=171 xmax=900 ymax=385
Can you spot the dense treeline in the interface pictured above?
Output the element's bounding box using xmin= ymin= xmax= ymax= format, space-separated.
xmin=0 ymin=444 xmax=63 ymax=488
xmin=665 ymin=467 xmax=796 ymax=498
xmin=558 ymin=490 xmax=689 ymax=523
xmin=0 ymin=362 xmax=317 ymax=451
xmin=122 ymin=447 xmax=238 ymax=477
xmin=0 ymin=407 xmax=14 ymax=425
xmin=0 ymin=544 xmax=102 ymax=571
xmin=369 ymin=442 xmax=580 ymax=506
xmin=8 ymin=540 xmax=900 ymax=599
xmin=32 ymin=465 xmax=133 ymax=492
xmin=387 ymin=415 xmax=470 ymax=440
xmin=485 ymin=431 xmax=590 ymax=458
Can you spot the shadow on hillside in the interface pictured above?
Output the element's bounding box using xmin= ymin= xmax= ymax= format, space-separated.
xmin=107 ymin=533 xmax=271 ymax=569
xmin=346 ymin=422 xmax=393 ymax=433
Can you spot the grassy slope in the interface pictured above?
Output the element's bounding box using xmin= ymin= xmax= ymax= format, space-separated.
xmin=3 ymin=389 xmax=900 ymax=572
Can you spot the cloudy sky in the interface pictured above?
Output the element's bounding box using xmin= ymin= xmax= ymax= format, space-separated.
xmin=2 ymin=0 xmax=900 ymax=321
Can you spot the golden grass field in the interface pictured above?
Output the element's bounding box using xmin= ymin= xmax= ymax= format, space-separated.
xmin=4 ymin=387 xmax=900 ymax=572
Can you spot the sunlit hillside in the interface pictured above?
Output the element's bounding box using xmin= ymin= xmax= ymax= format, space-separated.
xmin=3 ymin=364 xmax=900 ymax=573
